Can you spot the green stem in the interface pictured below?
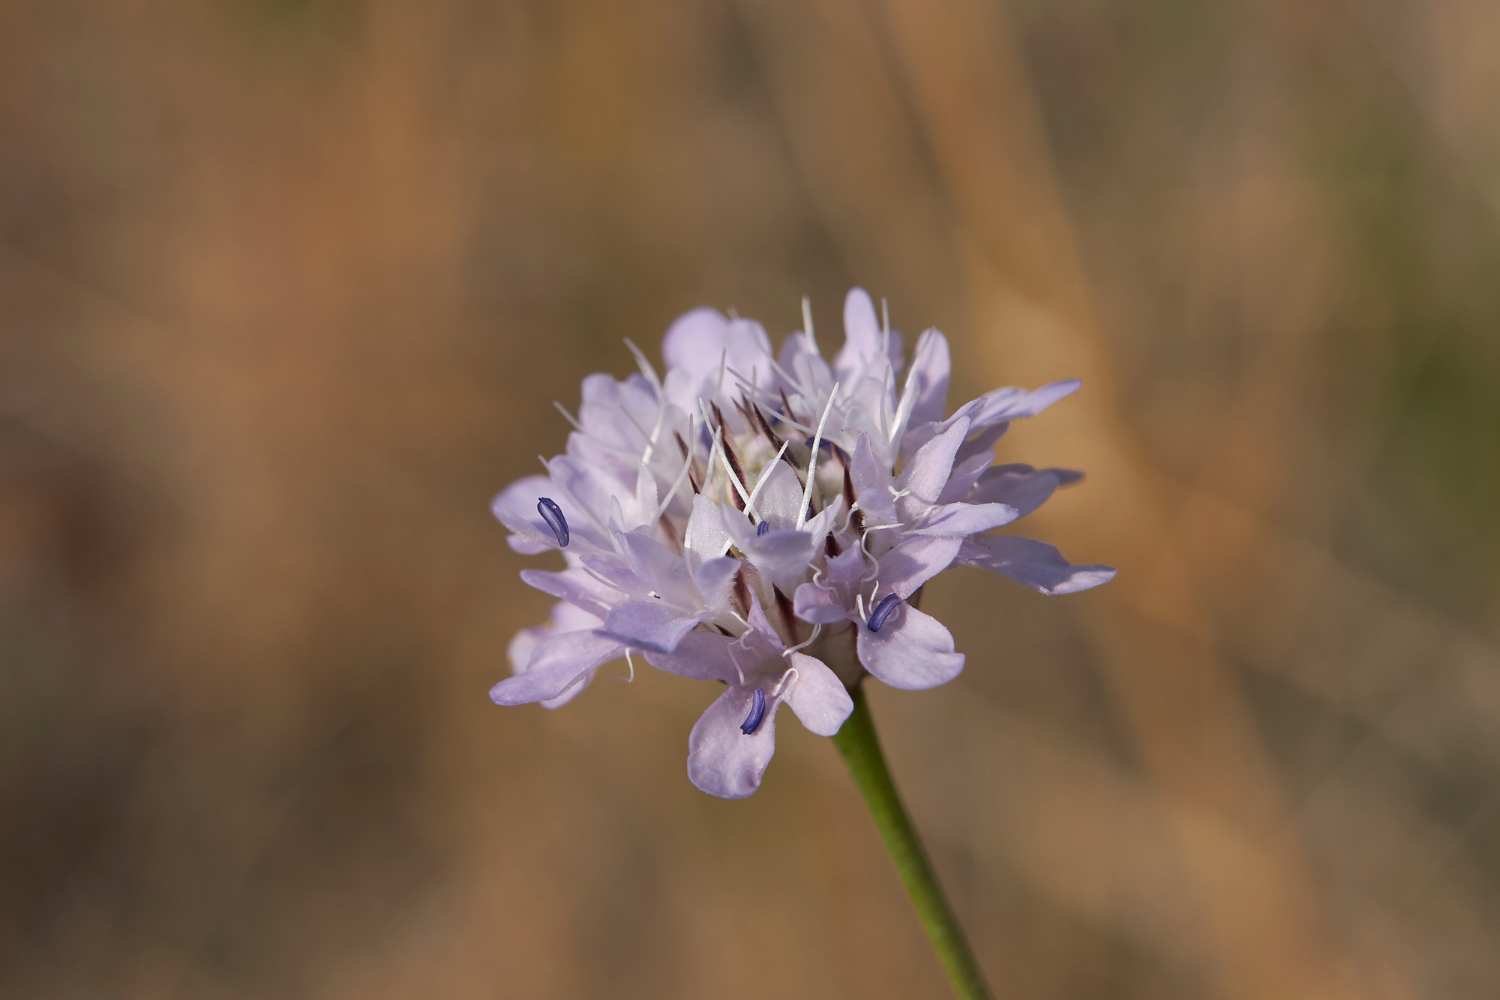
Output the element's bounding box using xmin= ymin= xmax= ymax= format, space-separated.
xmin=832 ymin=684 xmax=993 ymax=1000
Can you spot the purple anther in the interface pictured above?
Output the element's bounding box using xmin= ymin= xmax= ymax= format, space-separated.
xmin=536 ymin=497 xmax=569 ymax=547
xmin=756 ymin=520 xmax=771 ymax=537
xmin=866 ymin=593 xmax=902 ymax=633
xmin=740 ymin=687 xmax=768 ymax=735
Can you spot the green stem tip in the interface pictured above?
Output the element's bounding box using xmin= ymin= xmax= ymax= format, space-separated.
xmin=832 ymin=684 xmax=993 ymax=1000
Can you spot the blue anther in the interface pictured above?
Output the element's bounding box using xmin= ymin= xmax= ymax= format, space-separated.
xmin=756 ymin=520 xmax=771 ymax=537
xmin=866 ymin=593 xmax=902 ymax=633
xmin=536 ymin=497 xmax=569 ymax=547
xmin=740 ymin=688 xmax=768 ymax=735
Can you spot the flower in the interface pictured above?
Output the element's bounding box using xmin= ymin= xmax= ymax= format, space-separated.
xmin=490 ymin=289 xmax=1114 ymax=797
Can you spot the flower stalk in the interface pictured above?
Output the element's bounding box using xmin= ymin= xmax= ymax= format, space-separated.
xmin=833 ymin=683 xmax=993 ymax=1000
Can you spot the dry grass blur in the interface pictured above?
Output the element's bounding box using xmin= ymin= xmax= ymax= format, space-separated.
xmin=3 ymin=2 xmax=1499 ymax=998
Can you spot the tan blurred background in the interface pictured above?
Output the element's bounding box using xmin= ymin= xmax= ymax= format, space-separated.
xmin=3 ymin=2 xmax=1499 ymax=997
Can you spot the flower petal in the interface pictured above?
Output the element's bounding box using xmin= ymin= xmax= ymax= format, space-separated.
xmin=618 ymin=529 xmax=699 ymax=606
xmin=684 ymin=494 xmax=732 ymax=559
xmin=687 ymin=687 xmax=779 ymax=799
xmin=793 ymin=543 xmax=866 ymax=624
xmin=877 ymin=534 xmax=963 ymax=598
xmin=899 ymin=416 xmax=971 ymax=503
xmin=491 ymin=475 xmax=560 ymax=554
xmin=904 ymin=328 xmax=951 ymax=427
xmin=519 ymin=567 xmax=621 ymax=619
xmin=970 ymin=465 xmax=1071 ymax=519
xmin=835 ymin=288 xmax=882 ymax=376
xmin=744 ymin=529 xmax=816 ymax=590
xmin=490 ymin=629 xmax=623 ymax=706
xmin=849 ymin=433 xmax=898 ymax=525
xmin=957 ymin=535 xmax=1116 ymax=595
xmin=856 ymin=603 xmax=965 ymax=690
xmin=662 ymin=309 xmax=775 ymax=415
xmin=784 ymin=653 xmax=853 ymax=736
xmin=661 ymin=308 xmax=732 ymax=376
xmin=909 ymin=501 xmax=1020 ymax=536
xmin=692 ymin=556 xmax=743 ymax=613
xmin=792 ymin=580 xmax=850 ymax=625
xmin=643 ymin=628 xmax=741 ymax=683
xmin=750 ymin=460 xmax=804 ymax=528
xmin=968 ymin=379 xmax=1081 ymax=426
xmin=937 ymin=451 xmax=992 ymax=504
xmin=778 ymin=330 xmax=834 ymax=396
xmin=595 ymin=600 xmax=701 ymax=654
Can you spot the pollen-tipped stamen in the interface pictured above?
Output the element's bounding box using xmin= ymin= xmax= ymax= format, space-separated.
xmin=536 ymin=497 xmax=569 ymax=547
xmin=867 ymin=593 xmax=902 ymax=632
xmin=740 ymin=687 xmax=768 ymax=735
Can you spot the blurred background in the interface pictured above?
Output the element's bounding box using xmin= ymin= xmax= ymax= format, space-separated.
xmin=3 ymin=2 xmax=1498 ymax=997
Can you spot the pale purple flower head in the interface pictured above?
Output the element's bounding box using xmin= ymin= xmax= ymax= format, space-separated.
xmin=491 ymin=290 xmax=1114 ymax=798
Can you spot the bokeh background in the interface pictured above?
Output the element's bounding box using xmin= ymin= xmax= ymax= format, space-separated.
xmin=4 ymin=2 xmax=1499 ymax=997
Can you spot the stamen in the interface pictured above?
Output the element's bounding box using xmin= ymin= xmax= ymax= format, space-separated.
xmin=796 ymin=382 xmax=841 ymax=530
xmin=640 ymin=401 xmax=667 ymax=464
xmin=740 ymin=687 xmax=768 ymax=735
xmin=712 ymin=431 xmax=753 ymax=511
xmin=622 ymin=338 xmax=663 ymax=392
xmin=888 ymin=351 xmax=923 ymax=447
xmin=766 ymin=355 xmax=810 ymax=398
xmin=773 ymin=665 xmax=801 ymax=697
xmin=802 ymin=295 xmax=819 ymax=356
xmin=715 ymin=347 xmax=729 ymax=400
xmin=880 ymin=298 xmax=893 ymax=385
xmin=654 ymin=411 xmax=699 ymax=519
xmin=856 ymin=521 xmax=900 ymax=581
xmin=867 ymin=593 xmax=902 ymax=632
xmin=616 ymin=398 xmax=650 ymax=436
xmin=724 ymin=640 xmax=749 ymax=685
xmin=716 ymin=437 xmax=790 ymax=557
xmin=701 ymin=419 xmax=726 ymax=494
xmin=552 ymin=401 xmax=584 ymax=432
xmin=622 ymin=648 xmax=637 ymax=683
xmin=761 ymin=405 xmax=814 ymax=435
xmin=578 ymin=561 xmax=618 ymax=592
xmin=781 ymin=624 xmax=822 ymax=659
xmin=723 ymin=367 xmax=816 ymax=434
xmin=742 ymin=440 xmax=791 ymax=515
xmin=711 ymin=402 xmax=752 ymax=508
xmin=536 ymin=497 xmax=570 ymax=547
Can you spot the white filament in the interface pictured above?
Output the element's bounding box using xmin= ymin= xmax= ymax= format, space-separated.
xmin=622 ymin=338 xmax=662 ymax=391
xmin=652 ymin=410 xmax=699 ymax=520
xmin=552 ymin=401 xmax=583 ymax=432
xmin=802 ymin=296 xmax=818 ymax=356
xmin=780 ymin=624 xmax=821 ymax=660
xmin=796 ymin=382 xmax=840 ymax=529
